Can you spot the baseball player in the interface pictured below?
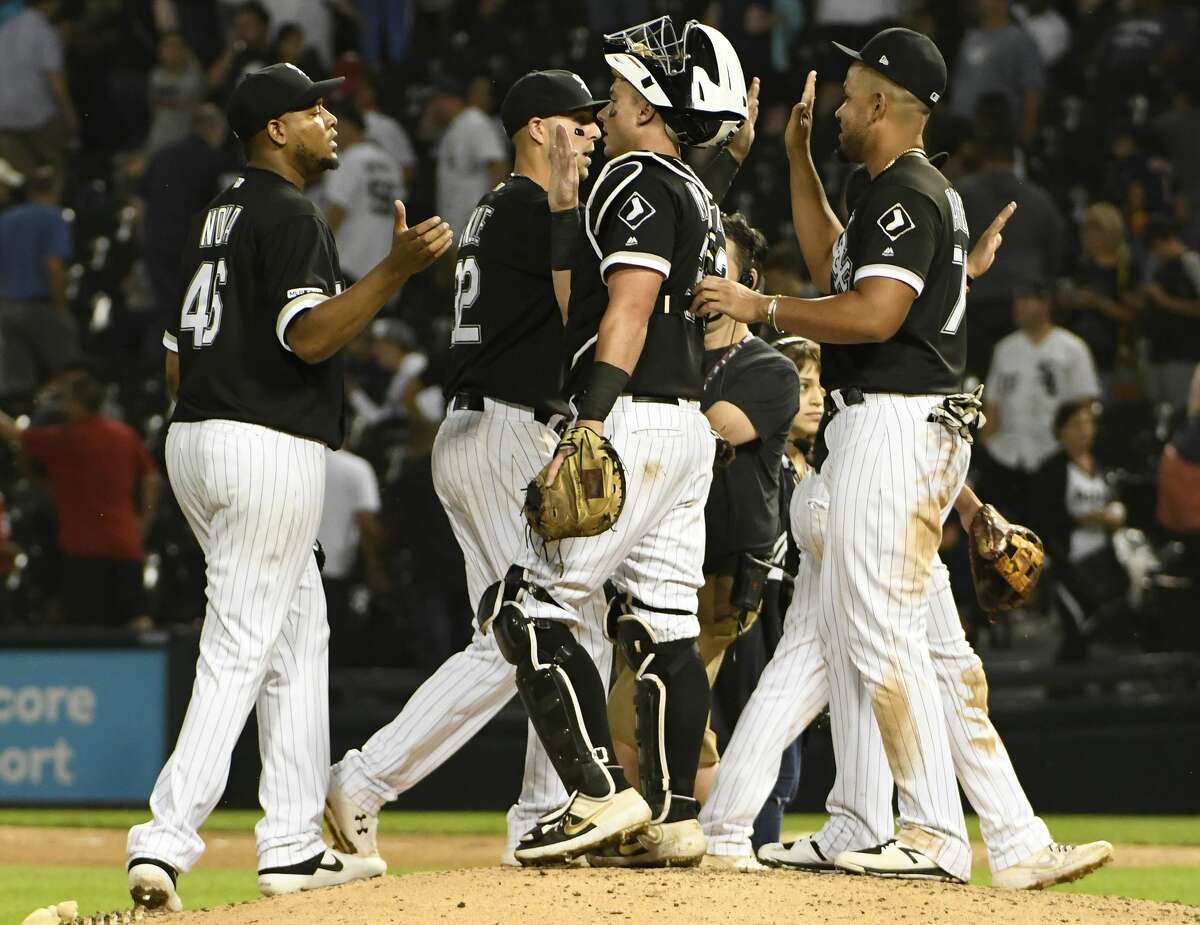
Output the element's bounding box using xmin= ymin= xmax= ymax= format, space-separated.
xmin=126 ymin=63 xmax=452 ymax=912
xmin=693 ymin=28 xmax=989 ymax=882
xmin=702 ymin=462 xmax=1114 ymax=889
xmin=322 ymin=69 xmax=615 ymax=865
xmin=479 ymin=17 xmax=748 ymax=867
xmin=597 ymin=211 xmax=800 ymax=865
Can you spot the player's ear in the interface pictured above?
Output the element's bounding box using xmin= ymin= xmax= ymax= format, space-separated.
xmin=636 ymin=99 xmax=657 ymax=127
xmin=749 ymin=267 xmax=759 ymax=290
xmin=527 ymin=117 xmax=545 ymax=145
xmin=266 ymin=117 xmax=287 ymax=147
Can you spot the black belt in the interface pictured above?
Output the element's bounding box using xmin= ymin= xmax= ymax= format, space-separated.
xmin=823 ymin=387 xmax=865 ymax=416
xmin=450 ymin=391 xmax=560 ymax=426
xmin=628 ymin=394 xmax=682 ymax=405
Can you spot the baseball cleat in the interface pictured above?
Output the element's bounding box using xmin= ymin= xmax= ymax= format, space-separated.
xmin=700 ymin=852 xmax=767 ymax=872
xmin=834 ymin=839 xmax=965 ymax=883
xmin=128 ymin=858 xmax=183 ymax=912
xmin=258 ymin=848 xmax=386 ymax=896
xmin=586 ymin=819 xmax=706 ymax=868
xmin=992 ymin=841 xmax=1114 ymax=890
xmin=758 ymin=836 xmax=837 ymax=872
xmin=513 ymin=788 xmax=652 ymax=865
xmin=324 ymin=781 xmax=379 ymax=857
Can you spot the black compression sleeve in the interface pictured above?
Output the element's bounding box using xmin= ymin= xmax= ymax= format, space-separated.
xmin=575 ymin=361 xmax=630 ymax=422
xmin=550 ymin=207 xmax=581 ymax=271
xmin=697 ymin=149 xmax=740 ymax=205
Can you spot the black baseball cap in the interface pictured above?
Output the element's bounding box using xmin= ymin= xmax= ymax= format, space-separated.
xmin=227 ymin=63 xmax=344 ymax=140
xmin=500 ymin=69 xmax=606 ymax=138
xmin=833 ymin=27 xmax=947 ymax=110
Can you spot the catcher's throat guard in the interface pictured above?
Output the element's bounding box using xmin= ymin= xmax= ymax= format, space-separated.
xmin=524 ymin=426 xmax=627 ymax=541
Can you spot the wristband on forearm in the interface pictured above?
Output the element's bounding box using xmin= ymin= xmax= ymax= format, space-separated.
xmin=574 ymin=360 xmax=630 ymax=422
xmin=550 ymin=207 xmax=581 ymax=271
xmin=698 ymin=148 xmax=740 ymax=205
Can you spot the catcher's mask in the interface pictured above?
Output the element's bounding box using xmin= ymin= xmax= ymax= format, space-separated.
xmin=603 ymin=15 xmax=747 ymax=149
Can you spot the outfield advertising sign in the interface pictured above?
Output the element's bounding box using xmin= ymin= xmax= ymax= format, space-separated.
xmin=0 ymin=649 xmax=166 ymax=803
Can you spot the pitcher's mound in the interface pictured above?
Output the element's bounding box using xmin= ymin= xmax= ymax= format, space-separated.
xmin=168 ymin=867 xmax=1199 ymax=924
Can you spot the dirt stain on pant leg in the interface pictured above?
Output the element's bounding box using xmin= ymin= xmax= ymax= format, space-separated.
xmin=871 ymin=673 xmax=921 ymax=796
xmin=962 ymin=662 xmax=998 ymax=756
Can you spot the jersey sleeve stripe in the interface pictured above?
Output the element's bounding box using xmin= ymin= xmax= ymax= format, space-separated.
xmin=853 ymin=263 xmax=925 ymax=296
xmin=162 ymin=330 xmax=178 ymax=352
xmin=275 ymin=293 xmax=330 ymax=352
xmin=599 ymin=251 xmax=671 ymax=279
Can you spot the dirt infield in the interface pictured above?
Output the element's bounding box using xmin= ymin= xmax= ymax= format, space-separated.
xmin=5 ymin=828 xmax=1198 ymax=924
xmin=168 ymin=869 xmax=1200 ymax=925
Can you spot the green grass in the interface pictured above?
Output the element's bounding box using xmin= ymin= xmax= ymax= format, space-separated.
xmin=1049 ymin=867 xmax=1200 ymax=906
xmin=2 ymin=809 xmax=1196 ymax=844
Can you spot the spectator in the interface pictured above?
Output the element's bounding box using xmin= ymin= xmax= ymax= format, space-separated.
xmin=1031 ymin=399 xmax=1127 ymax=661
xmin=0 ymin=0 xmax=79 ymax=176
xmin=1152 ymin=74 xmax=1200 ymax=247
xmin=1157 ymin=363 xmax=1200 ymax=538
xmin=260 ymin=0 xmax=335 ymax=68
xmin=957 ymin=94 xmax=1065 ymax=378
xmin=0 ymin=165 xmax=78 ymax=401
xmin=1102 ymin=124 xmax=1173 ymax=244
xmin=979 ymin=285 xmax=1101 ymax=521
xmin=321 ymin=104 xmax=404 ymax=282
xmin=353 ymin=73 xmax=418 ymax=190
xmin=144 ymin=31 xmax=207 ymax=156
xmin=318 ymin=445 xmax=387 ymax=633
xmin=1014 ymin=0 xmax=1071 ymax=67
xmin=1135 ymin=218 xmax=1200 ymax=413
xmin=950 ymin=0 xmax=1045 ymax=144
xmin=357 ymin=0 xmax=414 ymax=67
xmin=762 ymin=239 xmax=817 ymax=298
xmin=139 ymin=104 xmax=231 ymax=346
xmin=0 ymin=369 xmax=159 ymax=626
xmin=271 ymin=21 xmax=326 ymax=79
xmin=422 ymin=77 xmax=508 ymax=237
xmin=1060 ymin=203 xmax=1137 ymax=393
xmin=347 ymin=319 xmax=438 ymax=429
xmin=206 ymin=0 xmax=274 ymax=102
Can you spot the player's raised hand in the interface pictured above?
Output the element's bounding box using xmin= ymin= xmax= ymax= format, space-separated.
xmin=785 ymin=70 xmax=818 ymax=162
xmin=726 ymin=76 xmax=761 ymax=165
xmin=548 ymin=123 xmax=580 ymax=213
xmin=388 ymin=200 xmax=453 ymax=278
xmin=966 ymin=201 xmax=1017 ymax=280
xmin=690 ymin=274 xmax=768 ymax=324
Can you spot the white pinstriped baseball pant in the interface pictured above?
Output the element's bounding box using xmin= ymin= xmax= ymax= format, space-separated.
xmin=332 ymin=399 xmax=611 ymax=850
xmin=702 ymin=471 xmax=1051 ymax=872
xmin=128 ymin=420 xmax=330 ymax=873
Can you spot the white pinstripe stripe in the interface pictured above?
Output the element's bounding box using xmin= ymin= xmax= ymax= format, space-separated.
xmin=129 ymin=421 xmax=328 ymax=873
xmin=331 ymin=405 xmax=612 ymax=850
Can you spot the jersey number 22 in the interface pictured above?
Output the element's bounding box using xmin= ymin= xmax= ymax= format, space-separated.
xmin=451 ymin=255 xmax=481 ymax=345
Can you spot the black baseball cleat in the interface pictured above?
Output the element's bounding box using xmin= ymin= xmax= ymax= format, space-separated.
xmin=513 ymin=788 xmax=652 ymax=866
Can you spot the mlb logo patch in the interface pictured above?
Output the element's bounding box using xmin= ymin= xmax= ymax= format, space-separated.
xmin=877 ymin=202 xmax=917 ymax=241
xmin=618 ymin=192 xmax=656 ymax=230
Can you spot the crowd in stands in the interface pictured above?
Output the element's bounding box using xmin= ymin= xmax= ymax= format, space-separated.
xmin=0 ymin=0 xmax=1196 ymax=668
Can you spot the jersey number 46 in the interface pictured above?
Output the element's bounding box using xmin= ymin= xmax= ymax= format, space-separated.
xmin=180 ymin=258 xmax=228 ymax=347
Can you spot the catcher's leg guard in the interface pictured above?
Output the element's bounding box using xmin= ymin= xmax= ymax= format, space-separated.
xmin=479 ymin=566 xmax=620 ymax=799
xmin=612 ymin=594 xmax=709 ymax=824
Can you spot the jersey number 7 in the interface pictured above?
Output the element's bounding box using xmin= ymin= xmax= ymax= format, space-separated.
xmin=180 ymin=259 xmax=228 ymax=347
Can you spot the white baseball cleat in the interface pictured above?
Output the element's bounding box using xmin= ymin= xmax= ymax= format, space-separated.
xmin=587 ymin=818 xmax=707 ymax=868
xmin=757 ymin=836 xmax=836 ymax=872
xmin=513 ymin=788 xmax=652 ymax=865
xmin=700 ymin=852 xmax=767 ymax=872
xmin=834 ymin=839 xmax=965 ymax=883
xmin=992 ymin=841 xmax=1114 ymax=890
xmin=324 ymin=780 xmax=380 ymax=857
xmin=258 ymin=848 xmax=386 ymax=896
xmin=128 ymin=859 xmax=184 ymax=912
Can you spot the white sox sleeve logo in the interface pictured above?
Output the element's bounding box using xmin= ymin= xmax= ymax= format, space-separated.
xmin=618 ymin=192 xmax=656 ymax=230
xmin=877 ymin=202 xmax=917 ymax=241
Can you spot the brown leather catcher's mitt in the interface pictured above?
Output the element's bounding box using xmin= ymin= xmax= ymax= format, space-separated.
xmin=968 ymin=503 xmax=1045 ymax=612
xmin=523 ymin=426 xmax=626 ymax=541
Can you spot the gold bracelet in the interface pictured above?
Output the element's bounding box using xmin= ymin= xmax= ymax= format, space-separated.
xmin=765 ymin=295 xmax=782 ymax=333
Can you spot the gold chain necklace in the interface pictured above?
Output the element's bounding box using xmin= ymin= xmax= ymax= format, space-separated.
xmin=880 ymin=146 xmax=927 ymax=174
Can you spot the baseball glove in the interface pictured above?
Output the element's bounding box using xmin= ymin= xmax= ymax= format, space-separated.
xmin=968 ymin=503 xmax=1045 ymax=612
xmin=524 ymin=426 xmax=626 ymax=541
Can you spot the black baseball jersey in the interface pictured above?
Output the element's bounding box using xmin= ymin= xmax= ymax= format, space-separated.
xmin=166 ymin=168 xmax=347 ymax=447
xmin=564 ymin=151 xmax=726 ymax=400
xmin=701 ymin=336 xmax=800 ymax=573
xmin=442 ymin=175 xmax=569 ymax=415
xmin=822 ymin=153 xmax=970 ymax=394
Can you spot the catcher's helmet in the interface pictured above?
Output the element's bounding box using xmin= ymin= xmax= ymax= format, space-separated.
xmin=604 ymin=16 xmax=747 ymax=149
